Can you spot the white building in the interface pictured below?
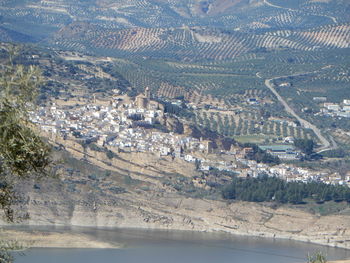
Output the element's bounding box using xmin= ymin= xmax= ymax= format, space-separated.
xmin=326 ymin=104 xmax=340 ymax=111
xmin=185 ymin=155 xmax=196 ymax=163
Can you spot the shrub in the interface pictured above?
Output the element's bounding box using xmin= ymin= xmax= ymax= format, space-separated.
xmin=307 ymin=251 xmax=327 ymax=263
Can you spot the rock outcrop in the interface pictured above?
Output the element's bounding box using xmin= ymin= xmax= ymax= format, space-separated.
xmin=2 ymin=145 xmax=350 ymax=250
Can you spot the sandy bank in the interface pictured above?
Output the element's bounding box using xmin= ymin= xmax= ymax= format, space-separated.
xmin=0 ymin=229 xmax=121 ymax=249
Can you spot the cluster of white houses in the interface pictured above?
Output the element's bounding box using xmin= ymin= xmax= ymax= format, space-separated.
xmin=317 ymin=99 xmax=350 ymax=118
xmin=31 ymin=89 xmax=215 ymax=156
xmin=31 ymin=90 xmax=350 ymax=187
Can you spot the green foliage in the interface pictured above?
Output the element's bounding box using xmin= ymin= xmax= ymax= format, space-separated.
xmin=242 ymin=143 xmax=281 ymax=165
xmin=162 ymin=101 xmax=194 ymax=119
xmin=294 ymin=139 xmax=315 ymax=155
xmin=301 ymin=200 xmax=349 ymax=216
xmin=106 ymin=150 xmax=115 ymax=160
xmin=0 ymin=106 xmax=51 ymax=178
xmin=0 ymin=46 xmax=51 ymax=221
xmin=222 ymin=175 xmax=350 ymax=204
xmin=0 ymin=46 xmax=52 ymax=261
xmin=321 ymin=148 xmax=347 ymax=158
xmin=0 ymin=240 xmax=24 ymax=263
xmin=307 ymin=251 xmax=327 ymax=263
xmin=88 ymin=143 xmax=104 ymax=152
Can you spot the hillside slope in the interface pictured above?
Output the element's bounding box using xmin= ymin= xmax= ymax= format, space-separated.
xmin=6 ymin=144 xmax=350 ymax=250
xmin=0 ymin=0 xmax=349 ymax=46
xmin=50 ymin=23 xmax=350 ymax=61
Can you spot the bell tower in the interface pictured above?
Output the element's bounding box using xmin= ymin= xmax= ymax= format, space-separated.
xmin=145 ymin=87 xmax=151 ymax=99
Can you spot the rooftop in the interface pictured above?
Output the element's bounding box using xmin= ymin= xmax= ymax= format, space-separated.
xmin=259 ymin=145 xmax=296 ymax=152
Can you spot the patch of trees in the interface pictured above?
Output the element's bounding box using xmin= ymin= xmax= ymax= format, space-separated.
xmin=132 ymin=121 xmax=169 ymax=133
xmin=173 ymin=121 xmax=184 ymax=134
xmin=86 ymin=78 xmax=116 ymax=93
xmin=259 ymin=108 xmax=271 ymax=119
xmin=87 ymin=143 xmax=104 ymax=152
xmin=162 ymin=101 xmax=194 ymax=119
xmin=207 ymin=168 xmax=238 ymax=179
xmin=220 ymin=137 xmax=236 ymax=151
xmin=222 ymin=175 xmax=350 ymax=204
xmin=190 ymin=126 xmax=237 ymax=151
xmin=127 ymin=88 xmax=138 ymax=98
xmin=321 ymin=148 xmax=347 ymax=158
xmin=84 ymin=143 xmax=117 ymax=159
xmin=132 ymin=121 xmax=153 ymax=129
xmin=40 ymin=80 xmax=63 ymax=99
xmin=241 ymin=143 xmax=281 ymax=165
xmin=294 ymin=138 xmax=315 ymax=155
xmin=101 ymin=65 xmax=131 ymax=92
xmin=190 ymin=125 xmax=218 ymax=141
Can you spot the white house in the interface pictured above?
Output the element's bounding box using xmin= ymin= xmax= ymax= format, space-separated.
xmin=185 ymin=155 xmax=196 ymax=163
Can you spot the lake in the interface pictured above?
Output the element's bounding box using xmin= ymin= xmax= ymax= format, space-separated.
xmin=12 ymin=226 xmax=350 ymax=263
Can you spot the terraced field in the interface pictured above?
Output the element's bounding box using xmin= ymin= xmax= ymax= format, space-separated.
xmin=0 ymin=0 xmax=348 ymax=63
xmin=48 ymin=23 xmax=350 ymax=62
xmin=193 ymin=109 xmax=317 ymax=142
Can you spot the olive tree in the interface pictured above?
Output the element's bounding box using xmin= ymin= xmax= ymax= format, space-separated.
xmin=307 ymin=251 xmax=327 ymax=263
xmin=0 ymin=45 xmax=52 ymax=262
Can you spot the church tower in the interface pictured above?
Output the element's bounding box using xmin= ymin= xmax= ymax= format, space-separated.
xmin=145 ymin=87 xmax=151 ymax=99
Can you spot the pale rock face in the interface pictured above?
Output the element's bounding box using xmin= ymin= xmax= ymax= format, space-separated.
xmin=9 ymin=190 xmax=350 ymax=249
xmin=7 ymin=155 xmax=350 ymax=250
xmin=4 ymin=139 xmax=350 ymax=250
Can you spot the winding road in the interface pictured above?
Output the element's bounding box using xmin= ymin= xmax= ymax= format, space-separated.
xmin=258 ymin=0 xmax=340 ymax=152
xmin=258 ymin=72 xmax=337 ymax=152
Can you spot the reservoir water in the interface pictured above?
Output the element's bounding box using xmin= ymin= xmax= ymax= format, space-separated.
xmin=12 ymin=226 xmax=350 ymax=263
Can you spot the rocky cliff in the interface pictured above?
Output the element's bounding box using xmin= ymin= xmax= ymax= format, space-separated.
xmin=3 ymin=142 xmax=350 ymax=250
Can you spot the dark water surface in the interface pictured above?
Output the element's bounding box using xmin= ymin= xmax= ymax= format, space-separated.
xmin=11 ymin=226 xmax=350 ymax=263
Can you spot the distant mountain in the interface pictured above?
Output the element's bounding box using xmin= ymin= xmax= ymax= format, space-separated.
xmin=0 ymin=0 xmax=349 ymax=59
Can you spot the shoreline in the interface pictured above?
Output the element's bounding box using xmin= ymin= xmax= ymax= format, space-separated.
xmin=212 ymin=227 xmax=350 ymax=251
xmin=2 ymin=224 xmax=350 ymax=251
xmin=2 ymin=225 xmax=350 ymax=263
xmin=0 ymin=228 xmax=122 ymax=249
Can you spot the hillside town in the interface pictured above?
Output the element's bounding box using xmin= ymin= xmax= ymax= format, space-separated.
xmin=30 ymin=88 xmax=350 ymax=188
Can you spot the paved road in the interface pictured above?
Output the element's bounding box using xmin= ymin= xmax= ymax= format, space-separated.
xmin=260 ymin=73 xmax=337 ymax=152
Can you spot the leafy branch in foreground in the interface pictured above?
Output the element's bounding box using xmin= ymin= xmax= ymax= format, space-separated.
xmin=0 ymin=44 xmax=53 ymax=262
xmin=307 ymin=251 xmax=327 ymax=263
xmin=0 ymin=240 xmax=24 ymax=263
